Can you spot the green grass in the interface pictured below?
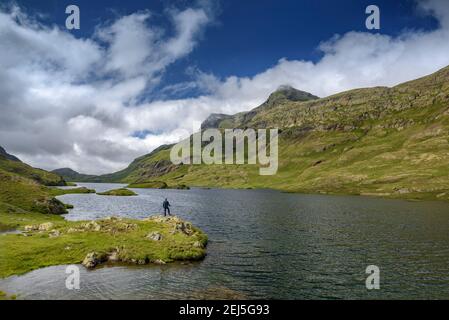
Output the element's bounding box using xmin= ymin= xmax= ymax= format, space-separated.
xmin=0 ymin=212 xmax=207 ymax=278
xmin=127 ymin=181 xmax=190 ymax=190
xmin=0 ymin=158 xmax=65 ymax=186
xmin=90 ymin=67 xmax=449 ymax=202
xmin=0 ymin=290 xmax=17 ymax=300
xmin=97 ymin=188 xmax=137 ymax=196
xmin=66 ymin=182 xmax=77 ymax=186
xmin=49 ymin=187 xmax=96 ymax=196
xmin=0 ymin=160 xmax=208 ymax=280
xmin=128 ymin=181 xmax=168 ymax=189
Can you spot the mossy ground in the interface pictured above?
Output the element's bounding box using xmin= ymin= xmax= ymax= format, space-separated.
xmin=97 ymin=188 xmax=137 ymax=196
xmin=127 ymin=181 xmax=190 ymax=190
xmin=0 ymin=290 xmax=17 ymax=300
xmin=128 ymin=181 xmax=168 ymax=189
xmin=0 ymin=167 xmax=208 ymax=281
xmin=51 ymin=187 xmax=96 ymax=195
xmin=0 ymin=210 xmax=207 ymax=278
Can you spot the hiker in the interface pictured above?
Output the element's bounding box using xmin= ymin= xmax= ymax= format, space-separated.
xmin=163 ymin=198 xmax=171 ymax=216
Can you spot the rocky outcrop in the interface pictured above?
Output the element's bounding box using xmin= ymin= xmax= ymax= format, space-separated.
xmin=201 ymin=113 xmax=234 ymax=130
xmin=82 ymin=252 xmax=108 ymax=269
xmin=67 ymin=218 xmax=137 ymax=233
xmin=0 ymin=146 xmax=21 ymax=162
xmin=32 ymin=198 xmax=68 ymax=215
xmin=146 ymin=231 xmax=163 ymax=241
xmin=145 ymin=216 xmax=195 ymax=236
xmin=24 ymin=222 xmax=54 ymax=232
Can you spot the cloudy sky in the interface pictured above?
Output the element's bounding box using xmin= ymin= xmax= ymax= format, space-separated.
xmin=1 ymin=0 xmax=449 ymax=174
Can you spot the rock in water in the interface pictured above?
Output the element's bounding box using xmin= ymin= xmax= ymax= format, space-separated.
xmin=82 ymin=252 xmax=103 ymax=269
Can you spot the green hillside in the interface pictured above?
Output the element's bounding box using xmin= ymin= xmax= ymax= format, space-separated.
xmin=51 ymin=168 xmax=96 ymax=182
xmin=94 ymin=66 xmax=449 ymax=201
xmin=0 ymin=150 xmax=66 ymax=187
xmin=0 ymin=147 xmax=70 ymax=214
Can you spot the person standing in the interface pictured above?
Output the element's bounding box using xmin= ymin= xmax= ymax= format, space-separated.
xmin=163 ymin=198 xmax=171 ymax=216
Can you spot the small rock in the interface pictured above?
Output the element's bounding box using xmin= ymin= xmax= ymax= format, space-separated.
xmin=193 ymin=241 xmax=204 ymax=248
xmin=82 ymin=221 xmax=101 ymax=232
xmin=39 ymin=222 xmax=54 ymax=231
xmin=108 ymin=251 xmax=120 ymax=262
xmin=49 ymin=230 xmax=60 ymax=238
xmin=154 ymin=259 xmax=166 ymax=265
xmin=24 ymin=225 xmax=38 ymax=232
xmin=146 ymin=231 xmax=163 ymax=241
xmin=173 ymin=222 xmax=194 ymax=236
xmin=82 ymin=252 xmax=104 ymax=269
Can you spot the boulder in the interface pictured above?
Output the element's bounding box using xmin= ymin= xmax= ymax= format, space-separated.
xmin=108 ymin=250 xmax=120 ymax=262
xmin=82 ymin=252 xmax=105 ymax=269
xmin=146 ymin=231 xmax=163 ymax=241
xmin=49 ymin=230 xmax=60 ymax=238
xmin=173 ymin=222 xmax=194 ymax=236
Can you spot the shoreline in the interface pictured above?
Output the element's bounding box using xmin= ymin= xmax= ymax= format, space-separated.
xmin=0 ymin=213 xmax=208 ymax=279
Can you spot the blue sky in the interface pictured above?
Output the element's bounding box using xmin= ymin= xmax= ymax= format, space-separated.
xmin=1 ymin=0 xmax=449 ymax=173
xmin=14 ymin=0 xmax=439 ymax=100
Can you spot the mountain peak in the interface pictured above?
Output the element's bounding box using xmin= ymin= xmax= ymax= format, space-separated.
xmin=266 ymin=86 xmax=319 ymax=106
xmin=201 ymin=113 xmax=233 ymax=130
xmin=0 ymin=146 xmax=21 ymax=162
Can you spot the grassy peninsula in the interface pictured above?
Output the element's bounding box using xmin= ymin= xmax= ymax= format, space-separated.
xmin=97 ymin=188 xmax=137 ymax=196
xmin=0 ymin=149 xmax=208 ymax=280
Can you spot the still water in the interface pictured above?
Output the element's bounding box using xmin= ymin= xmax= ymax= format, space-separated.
xmin=1 ymin=183 xmax=449 ymax=299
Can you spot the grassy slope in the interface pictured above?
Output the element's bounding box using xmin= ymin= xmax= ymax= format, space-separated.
xmin=0 ymin=158 xmax=65 ymax=186
xmin=98 ymin=66 xmax=449 ymax=201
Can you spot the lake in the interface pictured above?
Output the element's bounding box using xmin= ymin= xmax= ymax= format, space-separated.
xmin=1 ymin=183 xmax=449 ymax=299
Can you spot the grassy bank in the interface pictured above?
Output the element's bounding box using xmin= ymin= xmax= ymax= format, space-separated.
xmin=97 ymin=188 xmax=137 ymax=196
xmin=127 ymin=181 xmax=190 ymax=190
xmin=0 ymin=168 xmax=208 ymax=280
xmin=0 ymin=210 xmax=207 ymax=278
xmin=0 ymin=291 xmax=17 ymax=300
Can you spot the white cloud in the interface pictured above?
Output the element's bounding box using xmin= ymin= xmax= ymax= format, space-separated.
xmin=1 ymin=0 xmax=449 ymax=175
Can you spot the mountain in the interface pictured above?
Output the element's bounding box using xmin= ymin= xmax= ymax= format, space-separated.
xmin=0 ymin=146 xmax=68 ymax=214
xmin=0 ymin=146 xmax=21 ymax=162
xmin=0 ymin=146 xmax=66 ymax=186
xmin=91 ymin=145 xmax=176 ymax=183
xmin=94 ymin=66 xmax=449 ymax=201
xmin=51 ymin=168 xmax=96 ymax=182
xmin=201 ymin=86 xmax=319 ymax=130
